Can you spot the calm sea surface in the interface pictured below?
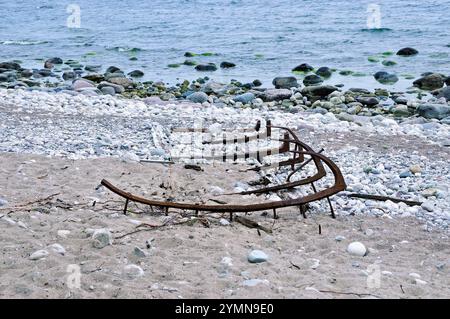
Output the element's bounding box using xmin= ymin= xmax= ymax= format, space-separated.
xmin=1 ymin=0 xmax=449 ymax=89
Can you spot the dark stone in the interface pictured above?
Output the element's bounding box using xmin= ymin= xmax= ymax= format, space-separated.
xmin=315 ymin=67 xmax=332 ymax=78
xmin=272 ymin=76 xmax=299 ymax=89
xmin=184 ymin=52 xmax=196 ymax=57
xmin=301 ymin=85 xmax=338 ymax=97
xmin=292 ymin=63 xmax=314 ymax=72
xmin=62 ymin=71 xmax=77 ymax=80
xmin=374 ymin=71 xmax=399 ymax=84
xmin=303 ymin=74 xmax=323 ymax=86
xmin=413 ymin=73 xmax=444 ymax=90
xmin=128 ymin=70 xmax=144 ymax=77
xmin=37 ymin=69 xmax=52 ymax=77
xmin=47 ymin=57 xmax=63 ymax=64
xmin=348 ymin=88 xmax=371 ymax=94
xmin=396 ymin=47 xmax=419 ymax=56
xmin=417 ymin=104 xmax=450 ymax=120
xmin=445 ymin=76 xmax=450 ymax=86
xmin=437 ymin=87 xmax=450 ymax=101
xmin=356 ymin=96 xmax=379 ymax=107
xmin=106 ymin=66 xmax=121 ymax=74
xmin=83 ymin=74 xmax=105 ymax=82
xmin=19 ymin=69 xmax=33 ymax=78
xmin=85 ymin=65 xmax=102 ymax=72
xmin=220 ymin=61 xmax=236 ymax=68
xmin=183 ymin=60 xmax=197 ymax=66
xmin=195 ymin=64 xmax=217 ymax=72
xmin=253 ymin=79 xmax=262 ymax=87
xmin=0 ymin=62 xmax=21 ymax=70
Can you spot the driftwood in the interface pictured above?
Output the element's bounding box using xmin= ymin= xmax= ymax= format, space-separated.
xmin=234 ymin=215 xmax=272 ymax=234
xmin=0 ymin=193 xmax=60 ymax=212
xmin=347 ymin=193 xmax=422 ymax=207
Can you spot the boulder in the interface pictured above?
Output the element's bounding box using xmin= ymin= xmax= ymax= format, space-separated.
xmin=72 ymin=79 xmax=95 ymax=91
xmin=195 ymin=64 xmax=217 ymax=72
xmin=98 ymin=81 xmax=125 ymax=93
xmin=374 ymin=71 xmax=399 ymax=84
xmin=107 ymin=77 xmax=134 ymax=88
xmin=187 ymin=91 xmax=209 ymax=103
xmin=301 ymin=85 xmax=338 ymax=97
xmin=356 ymin=96 xmax=379 ymax=107
xmin=220 ymin=61 xmax=236 ymax=68
xmin=413 ymin=73 xmax=444 ymax=90
xmin=417 ymin=104 xmax=450 ymax=120
xmin=233 ymin=92 xmax=255 ymax=104
xmin=0 ymin=62 xmax=21 ymax=70
xmin=272 ymin=76 xmax=299 ymax=89
xmin=303 ymin=74 xmax=323 ymax=86
xmin=396 ymin=47 xmax=419 ymax=56
xmin=437 ymin=86 xmax=450 ymax=101
xmin=106 ymin=66 xmax=121 ymax=73
xmin=128 ymin=70 xmax=144 ymax=77
xmin=83 ymin=74 xmax=105 ymax=82
xmin=292 ymin=63 xmax=314 ymax=72
xmin=315 ymin=67 xmax=332 ymax=78
xmin=261 ymin=89 xmax=292 ymax=102
xmin=62 ymin=71 xmax=76 ymax=81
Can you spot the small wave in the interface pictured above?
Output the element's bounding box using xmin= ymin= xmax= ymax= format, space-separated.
xmin=0 ymin=40 xmax=49 ymax=46
xmin=360 ymin=28 xmax=393 ymax=32
xmin=106 ymin=46 xmax=143 ymax=53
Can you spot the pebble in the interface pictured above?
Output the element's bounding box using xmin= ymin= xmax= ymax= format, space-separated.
xmin=347 ymin=242 xmax=367 ymax=257
xmin=410 ymin=165 xmax=422 ymax=174
xmin=364 ymin=228 xmax=374 ymax=236
xmin=134 ymin=246 xmax=148 ymax=258
xmin=219 ymin=218 xmax=230 ymax=226
xmin=0 ymin=198 xmax=8 ymax=207
xmin=242 ymin=279 xmax=269 ymax=287
xmin=29 ymin=249 xmax=49 ymax=260
xmin=57 ymin=230 xmax=71 ymax=238
xmin=248 ymin=250 xmax=269 ymax=263
xmin=92 ymin=228 xmax=113 ymax=249
xmin=123 ymin=264 xmax=144 ymax=279
xmin=421 ymin=202 xmax=434 ymax=212
xmin=48 ymin=243 xmax=66 ymax=255
xmin=335 ymin=235 xmax=346 ymax=242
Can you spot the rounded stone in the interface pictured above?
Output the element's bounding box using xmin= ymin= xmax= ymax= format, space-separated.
xmin=29 ymin=249 xmax=49 ymax=260
xmin=347 ymin=242 xmax=367 ymax=257
xmin=123 ymin=264 xmax=144 ymax=279
xmin=248 ymin=250 xmax=268 ymax=263
xmin=92 ymin=229 xmax=112 ymax=249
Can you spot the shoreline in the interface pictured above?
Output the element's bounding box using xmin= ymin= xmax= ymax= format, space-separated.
xmin=1 ymin=56 xmax=450 ymax=124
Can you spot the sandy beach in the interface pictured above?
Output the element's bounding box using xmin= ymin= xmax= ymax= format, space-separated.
xmin=1 ymin=102 xmax=449 ymax=298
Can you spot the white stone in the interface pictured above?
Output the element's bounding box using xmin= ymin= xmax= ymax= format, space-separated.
xmin=219 ymin=218 xmax=230 ymax=226
xmin=335 ymin=235 xmax=346 ymax=242
xmin=364 ymin=229 xmax=374 ymax=236
xmin=123 ymin=264 xmax=144 ymax=279
xmin=415 ymin=279 xmax=427 ymax=285
xmin=347 ymin=242 xmax=367 ymax=257
xmin=242 ymin=279 xmax=269 ymax=287
xmin=29 ymin=249 xmax=49 ymax=260
xmin=409 ymin=273 xmax=421 ymax=279
xmin=57 ymin=230 xmax=71 ymax=238
xmin=92 ymin=228 xmax=112 ymax=249
xmin=48 ymin=243 xmax=66 ymax=255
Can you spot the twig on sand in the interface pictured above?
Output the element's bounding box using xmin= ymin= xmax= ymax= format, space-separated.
xmin=235 ymin=215 xmax=273 ymax=234
xmin=347 ymin=193 xmax=422 ymax=207
xmin=0 ymin=193 xmax=60 ymax=212
xmin=318 ymin=289 xmax=382 ymax=299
